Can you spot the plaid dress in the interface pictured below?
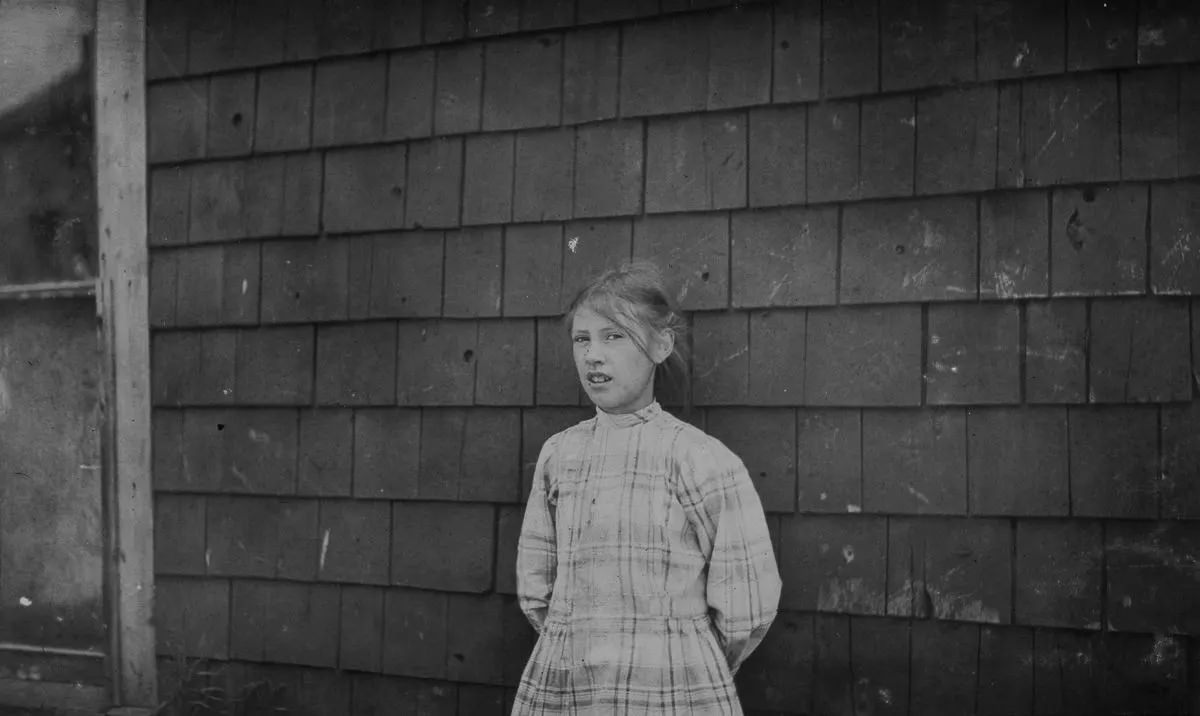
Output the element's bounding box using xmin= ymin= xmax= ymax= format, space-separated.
xmin=514 ymin=401 xmax=781 ymax=715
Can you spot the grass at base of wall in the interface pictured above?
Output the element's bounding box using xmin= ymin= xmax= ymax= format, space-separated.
xmin=153 ymin=656 xmax=289 ymax=716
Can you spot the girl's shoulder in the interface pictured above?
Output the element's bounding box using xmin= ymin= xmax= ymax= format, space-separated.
xmin=536 ymin=409 xmax=742 ymax=472
xmin=536 ymin=412 xmax=601 ymax=460
xmin=656 ymin=411 xmax=743 ymax=473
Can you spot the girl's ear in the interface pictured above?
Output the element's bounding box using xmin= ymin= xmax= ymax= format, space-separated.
xmin=650 ymin=328 xmax=675 ymax=365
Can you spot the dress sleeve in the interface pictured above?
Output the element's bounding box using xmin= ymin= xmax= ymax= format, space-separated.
xmin=516 ymin=435 xmax=559 ymax=633
xmin=678 ymin=436 xmax=782 ymax=675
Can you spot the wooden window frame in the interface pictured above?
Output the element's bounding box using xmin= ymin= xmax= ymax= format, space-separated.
xmin=0 ymin=0 xmax=155 ymax=712
xmin=95 ymin=0 xmax=157 ymax=711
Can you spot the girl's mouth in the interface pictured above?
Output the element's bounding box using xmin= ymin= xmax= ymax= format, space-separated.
xmin=586 ymin=372 xmax=612 ymax=385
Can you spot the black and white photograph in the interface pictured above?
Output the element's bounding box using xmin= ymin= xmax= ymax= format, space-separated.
xmin=0 ymin=0 xmax=1198 ymax=714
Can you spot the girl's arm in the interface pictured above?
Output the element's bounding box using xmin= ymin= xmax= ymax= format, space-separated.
xmin=679 ymin=437 xmax=782 ymax=675
xmin=516 ymin=436 xmax=559 ymax=633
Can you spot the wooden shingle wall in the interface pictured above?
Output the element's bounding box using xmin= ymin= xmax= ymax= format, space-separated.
xmin=146 ymin=0 xmax=1200 ymax=713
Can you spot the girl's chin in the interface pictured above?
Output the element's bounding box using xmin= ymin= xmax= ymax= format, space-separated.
xmin=585 ymin=387 xmax=616 ymax=406
xmin=586 ymin=391 xmax=653 ymax=416
xmin=583 ymin=383 xmax=624 ymax=405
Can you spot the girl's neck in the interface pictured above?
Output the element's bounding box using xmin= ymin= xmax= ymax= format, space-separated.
xmin=595 ymin=400 xmax=662 ymax=428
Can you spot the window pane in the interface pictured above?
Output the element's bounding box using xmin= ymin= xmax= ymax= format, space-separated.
xmin=0 ymin=298 xmax=106 ymax=650
xmin=0 ymin=0 xmax=96 ymax=286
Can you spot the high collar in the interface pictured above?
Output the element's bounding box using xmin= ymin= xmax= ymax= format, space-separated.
xmin=594 ymin=400 xmax=662 ymax=429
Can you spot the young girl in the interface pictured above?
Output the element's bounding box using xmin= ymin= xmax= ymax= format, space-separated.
xmin=514 ymin=261 xmax=781 ymax=715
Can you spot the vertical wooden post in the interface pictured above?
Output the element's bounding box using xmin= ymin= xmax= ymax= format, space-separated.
xmin=94 ymin=0 xmax=157 ymax=708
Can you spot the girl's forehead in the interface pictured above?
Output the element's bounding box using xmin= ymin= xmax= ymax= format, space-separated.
xmin=571 ymin=307 xmax=614 ymax=329
xmin=572 ymin=304 xmax=636 ymax=331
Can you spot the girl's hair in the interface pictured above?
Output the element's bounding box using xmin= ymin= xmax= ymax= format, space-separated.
xmin=562 ymin=260 xmax=690 ymax=406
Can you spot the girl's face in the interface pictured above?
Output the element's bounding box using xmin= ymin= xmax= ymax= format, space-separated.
xmin=571 ymin=306 xmax=671 ymax=414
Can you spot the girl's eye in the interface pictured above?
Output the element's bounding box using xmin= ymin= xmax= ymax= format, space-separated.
xmin=606 ymin=333 xmax=624 ymax=341
xmin=573 ymin=336 xmax=589 ymax=344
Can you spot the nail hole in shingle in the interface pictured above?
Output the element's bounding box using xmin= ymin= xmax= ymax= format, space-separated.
xmin=231 ymin=112 xmax=243 ymax=126
xmin=216 ymin=423 xmax=225 ymax=431
xmin=463 ymin=349 xmax=474 ymax=362
xmin=895 ymin=245 xmax=906 ymax=255
xmin=780 ymin=40 xmax=790 ymax=49
xmin=1082 ymin=187 xmax=1096 ymax=202
xmin=701 ymin=271 xmax=710 ymax=281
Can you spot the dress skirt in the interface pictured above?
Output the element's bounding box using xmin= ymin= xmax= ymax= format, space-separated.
xmin=513 ymin=611 xmax=742 ymax=716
